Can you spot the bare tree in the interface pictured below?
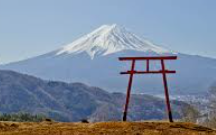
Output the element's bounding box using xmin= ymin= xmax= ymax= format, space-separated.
xmin=181 ymin=105 xmax=200 ymax=123
xmin=206 ymin=82 xmax=216 ymax=127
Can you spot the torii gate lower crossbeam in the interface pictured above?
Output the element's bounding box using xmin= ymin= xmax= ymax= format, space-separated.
xmin=119 ymin=56 xmax=177 ymax=122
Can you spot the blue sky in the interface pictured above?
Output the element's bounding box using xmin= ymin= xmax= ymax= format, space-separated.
xmin=0 ymin=0 xmax=216 ymax=64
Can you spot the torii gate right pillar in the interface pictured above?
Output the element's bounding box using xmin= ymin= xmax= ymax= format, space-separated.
xmin=161 ymin=59 xmax=173 ymax=122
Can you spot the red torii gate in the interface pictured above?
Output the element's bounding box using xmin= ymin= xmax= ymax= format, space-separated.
xmin=119 ymin=56 xmax=177 ymax=122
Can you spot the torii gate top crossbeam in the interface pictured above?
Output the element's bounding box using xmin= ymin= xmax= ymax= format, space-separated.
xmin=119 ymin=56 xmax=177 ymax=61
xmin=119 ymin=56 xmax=177 ymax=74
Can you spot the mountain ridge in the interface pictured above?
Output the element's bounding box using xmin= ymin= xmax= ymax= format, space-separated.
xmin=0 ymin=69 xmax=187 ymax=122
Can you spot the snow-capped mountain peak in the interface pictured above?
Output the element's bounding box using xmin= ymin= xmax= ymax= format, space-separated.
xmin=56 ymin=24 xmax=171 ymax=59
xmin=2 ymin=24 xmax=215 ymax=95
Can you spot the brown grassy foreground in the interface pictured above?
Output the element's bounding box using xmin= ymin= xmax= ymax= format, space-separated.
xmin=0 ymin=121 xmax=215 ymax=135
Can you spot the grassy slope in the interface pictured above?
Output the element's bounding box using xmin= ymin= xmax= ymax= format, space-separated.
xmin=0 ymin=121 xmax=215 ymax=135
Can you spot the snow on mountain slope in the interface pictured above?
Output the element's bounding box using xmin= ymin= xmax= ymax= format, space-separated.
xmin=55 ymin=24 xmax=171 ymax=59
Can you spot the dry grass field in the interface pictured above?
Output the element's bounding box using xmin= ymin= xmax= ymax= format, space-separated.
xmin=0 ymin=121 xmax=215 ymax=135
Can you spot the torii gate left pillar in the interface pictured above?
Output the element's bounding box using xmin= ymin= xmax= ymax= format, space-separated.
xmin=119 ymin=56 xmax=177 ymax=122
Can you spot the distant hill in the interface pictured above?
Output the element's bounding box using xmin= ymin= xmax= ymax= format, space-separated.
xmin=0 ymin=70 xmax=188 ymax=122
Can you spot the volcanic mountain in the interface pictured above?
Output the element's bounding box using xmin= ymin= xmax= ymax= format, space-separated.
xmin=1 ymin=24 xmax=216 ymax=95
xmin=55 ymin=24 xmax=170 ymax=58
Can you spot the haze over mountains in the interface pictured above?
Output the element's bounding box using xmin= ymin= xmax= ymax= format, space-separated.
xmin=1 ymin=24 xmax=216 ymax=95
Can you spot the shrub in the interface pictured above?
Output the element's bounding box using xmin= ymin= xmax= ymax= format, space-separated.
xmin=0 ymin=112 xmax=48 ymax=122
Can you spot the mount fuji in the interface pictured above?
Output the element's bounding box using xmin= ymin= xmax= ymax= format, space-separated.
xmin=55 ymin=24 xmax=170 ymax=58
xmin=1 ymin=24 xmax=216 ymax=95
